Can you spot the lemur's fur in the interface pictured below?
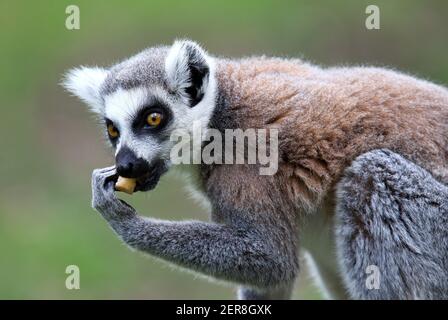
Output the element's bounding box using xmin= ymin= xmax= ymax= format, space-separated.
xmin=64 ymin=40 xmax=448 ymax=299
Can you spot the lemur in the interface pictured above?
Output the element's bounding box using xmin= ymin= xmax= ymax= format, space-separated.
xmin=64 ymin=40 xmax=448 ymax=299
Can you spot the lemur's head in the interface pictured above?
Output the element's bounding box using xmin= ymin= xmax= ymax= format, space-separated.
xmin=64 ymin=40 xmax=217 ymax=191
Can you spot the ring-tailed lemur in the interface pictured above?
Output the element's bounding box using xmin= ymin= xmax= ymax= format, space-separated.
xmin=64 ymin=40 xmax=448 ymax=299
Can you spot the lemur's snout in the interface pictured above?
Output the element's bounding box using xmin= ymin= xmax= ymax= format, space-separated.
xmin=116 ymin=146 xmax=150 ymax=178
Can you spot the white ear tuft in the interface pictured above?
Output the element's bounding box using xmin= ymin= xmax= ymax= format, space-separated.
xmin=62 ymin=66 xmax=108 ymax=113
xmin=165 ymin=40 xmax=211 ymax=106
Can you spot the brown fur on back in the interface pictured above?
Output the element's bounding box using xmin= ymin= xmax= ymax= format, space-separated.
xmin=209 ymin=57 xmax=448 ymax=216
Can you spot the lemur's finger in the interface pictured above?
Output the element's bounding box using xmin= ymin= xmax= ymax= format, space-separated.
xmin=93 ymin=167 xmax=116 ymax=181
xmin=92 ymin=166 xmax=116 ymax=182
xmin=92 ymin=167 xmax=117 ymax=196
xmin=96 ymin=165 xmax=116 ymax=175
xmin=103 ymin=170 xmax=118 ymax=188
xmin=104 ymin=176 xmax=118 ymax=195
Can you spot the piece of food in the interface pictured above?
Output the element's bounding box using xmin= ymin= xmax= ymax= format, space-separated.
xmin=115 ymin=176 xmax=137 ymax=194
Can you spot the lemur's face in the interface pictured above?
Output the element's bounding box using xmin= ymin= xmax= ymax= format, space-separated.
xmin=64 ymin=40 xmax=217 ymax=191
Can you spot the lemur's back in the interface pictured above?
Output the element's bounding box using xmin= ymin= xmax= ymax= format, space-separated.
xmin=213 ymin=57 xmax=448 ymax=213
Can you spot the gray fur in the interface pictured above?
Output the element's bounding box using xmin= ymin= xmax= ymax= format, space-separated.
xmin=336 ymin=149 xmax=448 ymax=299
xmin=100 ymin=46 xmax=169 ymax=96
xmin=91 ymin=167 xmax=298 ymax=291
xmin=238 ymin=284 xmax=294 ymax=300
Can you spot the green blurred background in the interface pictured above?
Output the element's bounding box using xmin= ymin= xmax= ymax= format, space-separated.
xmin=0 ymin=0 xmax=447 ymax=299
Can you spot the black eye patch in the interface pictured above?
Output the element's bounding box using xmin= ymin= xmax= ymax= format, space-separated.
xmin=131 ymin=103 xmax=172 ymax=135
xmin=105 ymin=118 xmax=120 ymax=145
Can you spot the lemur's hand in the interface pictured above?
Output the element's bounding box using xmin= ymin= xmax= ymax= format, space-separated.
xmin=91 ymin=166 xmax=137 ymax=222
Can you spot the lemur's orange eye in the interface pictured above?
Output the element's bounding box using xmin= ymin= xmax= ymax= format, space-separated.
xmin=107 ymin=124 xmax=119 ymax=139
xmin=146 ymin=112 xmax=162 ymax=127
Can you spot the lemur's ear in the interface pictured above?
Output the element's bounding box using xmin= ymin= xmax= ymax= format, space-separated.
xmin=165 ymin=40 xmax=211 ymax=107
xmin=62 ymin=66 xmax=108 ymax=114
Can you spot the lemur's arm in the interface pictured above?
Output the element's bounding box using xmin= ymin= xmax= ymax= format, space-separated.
xmin=91 ymin=167 xmax=298 ymax=292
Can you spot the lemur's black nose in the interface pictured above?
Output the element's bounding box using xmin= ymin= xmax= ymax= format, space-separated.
xmin=116 ymin=146 xmax=150 ymax=178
